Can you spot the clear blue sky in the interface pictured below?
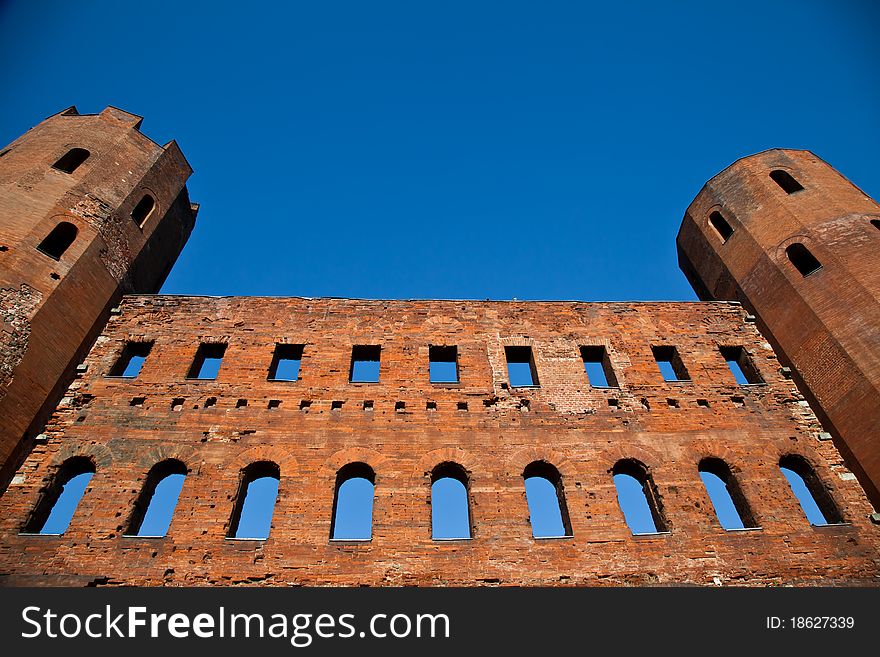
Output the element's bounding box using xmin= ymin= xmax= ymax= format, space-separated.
xmin=2 ymin=1 xmax=878 ymax=301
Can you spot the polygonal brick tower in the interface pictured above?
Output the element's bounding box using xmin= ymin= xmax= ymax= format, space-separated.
xmin=0 ymin=106 xmax=198 ymax=492
xmin=677 ymin=149 xmax=880 ymax=507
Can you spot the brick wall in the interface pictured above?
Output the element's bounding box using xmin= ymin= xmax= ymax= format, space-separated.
xmin=0 ymin=296 xmax=876 ymax=586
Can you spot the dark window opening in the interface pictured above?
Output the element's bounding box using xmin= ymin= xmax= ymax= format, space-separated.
xmin=131 ymin=194 xmax=155 ymax=228
xmin=24 ymin=456 xmax=95 ymax=534
xmin=457 ymin=401 xmax=469 ymax=411
xmin=523 ymin=461 xmax=572 ymax=538
xmin=227 ymin=461 xmax=280 ymax=539
xmin=330 ymin=462 xmax=375 ymax=540
xmin=236 ymin=399 xmax=248 ymax=408
xmin=108 ymin=341 xmax=153 ymax=378
xmin=612 ymin=459 xmax=667 ymax=534
xmin=505 ymin=345 xmax=539 ymax=387
xmin=429 ymin=345 xmax=459 ymax=383
xmin=426 ymin=400 xmax=437 ymax=411
xmin=267 ymin=344 xmax=303 ymax=381
xmin=331 ymin=400 xmax=344 ymax=410
xmin=580 ymin=346 xmax=618 ymax=388
xmin=770 ymin=169 xmax=804 ymax=194
xmin=268 ymin=399 xmax=281 ymax=409
xmin=779 ymin=455 xmax=843 ymax=526
xmin=51 ymin=148 xmax=90 ymax=174
xmin=698 ymin=458 xmax=757 ymax=530
xmin=709 ymin=211 xmax=734 ymax=243
xmin=431 ymin=462 xmax=472 ymax=540
xmin=720 ymin=346 xmax=763 ymax=385
xmin=36 ymin=221 xmax=77 ymax=260
xmin=652 ymin=345 xmax=690 ymax=382
xmin=786 ymin=243 xmax=822 ymax=277
xmin=125 ymin=460 xmax=187 ymax=537
xmin=394 ymin=401 xmax=405 ymax=412
xmin=171 ymin=398 xmax=184 ymax=411
xmin=350 ymin=345 xmax=381 ymax=383
xmin=186 ymin=343 xmax=226 ymax=380
xmin=871 ymin=219 xmax=880 ymax=231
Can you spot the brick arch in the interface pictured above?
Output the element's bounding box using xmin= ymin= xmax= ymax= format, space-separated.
xmin=321 ymin=447 xmax=389 ymax=484
xmin=224 ymin=445 xmax=300 ymax=476
xmin=133 ymin=444 xmax=201 ymax=475
xmin=50 ymin=442 xmax=113 ymax=470
xmin=595 ymin=443 xmax=666 ymax=475
xmin=413 ymin=447 xmax=480 ymax=483
xmin=683 ymin=437 xmax=757 ymax=475
xmin=505 ymin=447 xmax=578 ymax=480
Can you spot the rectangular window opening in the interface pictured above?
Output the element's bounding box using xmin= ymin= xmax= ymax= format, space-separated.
xmin=186 ymin=343 xmax=227 ymax=380
xmin=580 ymin=346 xmax=618 ymax=388
xmin=505 ymin=345 xmax=539 ymax=387
xmin=720 ymin=346 xmax=763 ymax=385
xmin=267 ymin=343 xmax=304 ymax=381
xmin=429 ymin=345 xmax=459 ymax=383
xmin=652 ymin=345 xmax=690 ymax=382
xmin=108 ymin=341 xmax=153 ymax=378
xmin=350 ymin=345 xmax=381 ymax=383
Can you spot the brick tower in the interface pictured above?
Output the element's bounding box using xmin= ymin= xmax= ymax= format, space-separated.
xmin=0 ymin=106 xmax=198 ymax=492
xmin=677 ymin=149 xmax=880 ymax=507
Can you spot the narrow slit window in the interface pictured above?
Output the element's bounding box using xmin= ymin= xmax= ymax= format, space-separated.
xmin=36 ymin=221 xmax=77 ymax=260
xmin=268 ymin=344 xmax=304 ymax=381
xmin=652 ymin=345 xmax=690 ymax=382
xmin=580 ymin=346 xmax=618 ymax=388
xmin=505 ymin=345 xmax=539 ymax=387
xmin=24 ymin=456 xmax=95 ymax=534
xmin=227 ymin=462 xmax=280 ymax=539
xmin=698 ymin=458 xmax=757 ymax=530
xmin=430 ymin=462 xmax=471 ymax=540
xmin=108 ymin=341 xmax=154 ymax=378
xmin=786 ymin=243 xmax=822 ymax=277
xmin=126 ymin=460 xmax=187 ymax=537
xmin=523 ymin=461 xmax=572 ymax=538
xmin=719 ymin=346 xmax=763 ymax=385
xmin=709 ymin=211 xmax=734 ymax=243
xmin=131 ymin=194 xmax=155 ymax=228
xmin=186 ymin=343 xmax=226 ymax=380
xmin=779 ymin=455 xmax=843 ymax=526
xmin=350 ymin=345 xmax=381 ymax=383
xmin=429 ymin=345 xmax=459 ymax=383
xmin=770 ymin=170 xmax=804 ymax=194
xmin=612 ymin=459 xmax=667 ymax=534
xmin=51 ymin=148 xmax=90 ymax=173
xmin=330 ymin=462 xmax=375 ymax=540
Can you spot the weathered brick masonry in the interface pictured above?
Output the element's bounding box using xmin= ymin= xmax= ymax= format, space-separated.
xmin=0 ymin=107 xmax=197 ymax=492
xmin=0 ymin=296 xmax=877 ymax=586
xmin=679 ymin=149 xmax=880 ymax=508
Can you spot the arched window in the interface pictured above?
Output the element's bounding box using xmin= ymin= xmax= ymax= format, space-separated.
xmin=612 ymin=459 xmax=667 ymax=534
xmin=131 ymin=194 xmax=155 ymax=228
xmin=125 ymin=459 xmax=187 ymax=537
xmin=708 ymin=211 xmax=734 ymax=243
xmin=870 ymin=219 xmax=880 ymax=232
xmin=24 ymin=456 xmax=95 ymax=534
xmin=779 ymin=455 xmax=843 ymax=526
xmin=523 ymin=461 xmax=572 ymax=538
xmin=785 ymin=243 xmax=822 ymax=277
xmin=227 ymin=461 xmax=280 ymax=539
xmin=769 ymin=169 xmax=804 ymax=194
xmin=430 ymin=462 xmax=472 ymax=540
xmin=36 ymin=221 xmax=77 ymax=260
xmin=51 ymin=148 xmax=90 ymax=174
xmin=698 ymin=458 xmax=757 ymax=530
xmin=330 ymin=462 xmax=375 ymax=540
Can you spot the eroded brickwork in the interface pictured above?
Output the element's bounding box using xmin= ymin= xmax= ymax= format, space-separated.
xmin=0 ymin=296 xmax=877 ymax=586
xmin=0 ymin=107 xmax=197 ymax=490
xmin=678 ymin=149 xmax=880 ymax=507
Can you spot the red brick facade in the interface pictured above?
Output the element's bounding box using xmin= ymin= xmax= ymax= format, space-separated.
xmin=0 ymin=297 xmax=877 ymax=586
xmin=0 ymin=107 xmax=198 ymax=492
xmin=678 ymin=149 xmax=880 ymax=508
xmin=1 ymin=114 xmax=878 ymax=587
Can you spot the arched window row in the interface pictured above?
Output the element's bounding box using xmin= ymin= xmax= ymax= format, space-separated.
xmin=21 ymin=455 xmax=846 ymax=538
